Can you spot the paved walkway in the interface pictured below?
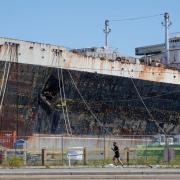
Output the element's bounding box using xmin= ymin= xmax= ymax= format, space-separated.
xmin=0 ymin=166 xmax=180 ymax=174
xmin=0 ymin=166 xmax=180 ymax=179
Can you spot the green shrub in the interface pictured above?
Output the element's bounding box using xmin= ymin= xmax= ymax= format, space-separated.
xmin=7 ymin=156 xmax=24 ymax=168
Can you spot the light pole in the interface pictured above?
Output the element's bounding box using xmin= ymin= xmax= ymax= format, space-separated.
xmin=103 ymin=20 xmax=111 ymax=48
xmin=162 ymin=12 xmax=172 ymax=65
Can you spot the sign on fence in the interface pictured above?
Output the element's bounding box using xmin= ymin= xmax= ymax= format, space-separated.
xmin=67 ymin=147 xmax=84 ymax=166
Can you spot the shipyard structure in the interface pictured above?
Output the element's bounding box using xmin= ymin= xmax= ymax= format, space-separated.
xmin=0 ymin=14 xmax=180 ymax=136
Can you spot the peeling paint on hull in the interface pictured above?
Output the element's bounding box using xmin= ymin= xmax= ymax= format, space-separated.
xmin=1 ymin=61 xmax=179 ymax=136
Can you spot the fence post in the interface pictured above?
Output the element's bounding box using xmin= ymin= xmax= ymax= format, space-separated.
xmin=103 ymin=134 xmax=106 ymax=162
xmin=3 ymin=150 xmax=7 ymax=165
xmin=61 ymin=136 xmax=64 ymax=166
xmin=124 ymin=147 xmax=129 ymax=166
xmin=0 ymin=149 xmax=3 ymax=164
xmin=42 ymin=148 xmax=46 ymax=166
xmin=83 ymin=147 xmax=87 ymax=165
xmin=23 ymin=149 xmax=27 ymax=166
xmin=145 ymin=136 xmax=148 ymax=165
xmin=164 ymin=135 xmax=170 ymax=167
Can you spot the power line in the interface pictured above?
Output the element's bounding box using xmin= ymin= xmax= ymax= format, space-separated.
xmin=104 ymin=13 xmax=164 ymax=48
xmin=110 ymin=13 xmax=163 ymax=22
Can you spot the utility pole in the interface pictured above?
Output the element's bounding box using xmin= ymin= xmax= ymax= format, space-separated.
xmin=162 ymin=12 xmax=171 ymax=65
xmin=103 ymin=20 xmax=111 ymax=48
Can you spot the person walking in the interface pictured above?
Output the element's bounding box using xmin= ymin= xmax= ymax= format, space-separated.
xmin=112 ymin=142 xmax=124 ymax=167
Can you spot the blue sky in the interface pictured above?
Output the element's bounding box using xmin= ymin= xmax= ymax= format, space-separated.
xmin=0 ymin=0 xmax=179 ymax=55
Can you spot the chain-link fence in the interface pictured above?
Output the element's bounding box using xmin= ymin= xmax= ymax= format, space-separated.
xmin=0 ymin=134 xmax=180 ymax=167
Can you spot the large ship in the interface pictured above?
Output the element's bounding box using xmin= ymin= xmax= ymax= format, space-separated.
xmin=0 ymin=13 xmax=180 ymax=136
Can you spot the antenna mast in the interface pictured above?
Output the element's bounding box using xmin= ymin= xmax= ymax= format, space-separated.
xmin=103 ymin=20 xmax=111 ymax=48
xmin=162 ymin=12 xmax=171 ymax=65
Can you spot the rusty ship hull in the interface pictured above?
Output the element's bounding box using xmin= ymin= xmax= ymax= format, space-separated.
xmin=39 ymin=68 xmax=180 ymax=135
xmin=0 ymin=37 xmax=180 ymax=136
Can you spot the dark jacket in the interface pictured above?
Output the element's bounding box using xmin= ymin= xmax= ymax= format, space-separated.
xmin=112 ymin=145 xmax=120 ymax=158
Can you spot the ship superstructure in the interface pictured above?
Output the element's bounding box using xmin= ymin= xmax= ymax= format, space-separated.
xmin=136 ymin=33 xmax=180 ymax=69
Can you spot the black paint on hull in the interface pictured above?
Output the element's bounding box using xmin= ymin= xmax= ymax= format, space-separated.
xmin=0 ymin=61 xmax=180 ymax=135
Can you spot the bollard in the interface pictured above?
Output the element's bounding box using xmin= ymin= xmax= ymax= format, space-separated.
xmin=42 ymin=148 xmax=46 ymax=166
xmin=83 ymin=147 xmax=87 ymax=165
